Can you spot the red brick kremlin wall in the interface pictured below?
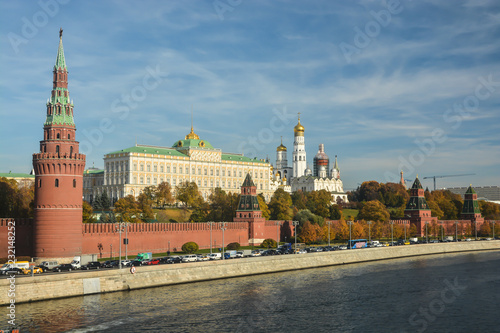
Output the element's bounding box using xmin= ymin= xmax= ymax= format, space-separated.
xmin=0 ymin=219 xmax=292 ymax=258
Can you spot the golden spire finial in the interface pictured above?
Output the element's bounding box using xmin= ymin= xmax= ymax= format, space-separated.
xmin=185 ymin=106 xmax=200 ymax=140
xmin=298 ymin=112 xmax=301 ymax=121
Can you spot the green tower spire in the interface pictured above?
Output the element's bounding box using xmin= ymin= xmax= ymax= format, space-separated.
xmin=45 ymin=28 xmax=75 ymax=127
xmin=55 ymin=28 xmax=66 ymax=70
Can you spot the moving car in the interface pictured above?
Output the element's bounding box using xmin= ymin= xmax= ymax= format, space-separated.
xmin=22 ymin=267 xmax=43 ymax=275
xmin=81 ymin=261 xmax=102 ymax=270
xmin=53 ymin=264 xmax=74 ymax=272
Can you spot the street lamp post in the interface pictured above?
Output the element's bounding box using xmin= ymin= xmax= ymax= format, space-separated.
xmin=474 ymin=220 xmax=478 ymax=240
xmin=292 ymin=221 xmax=299 ymax=254
xmin=367 ymin=221 xmax=372 ymax=243
xmin=348 ymin=221 xmax=353 ymax=249
xmin=439 ymin=221 xmax=444 ymax=242
xmin=492 ymin=221 xmax=496 ymax=240
xmin=327 ymin=221 xmax=332 ymax=247
xmin=207 ymin=222 xmax=215 ymax=254
xmin=454 ymin=221 xmax=459 ymax=242
xmin=390 ymin=221 xmax=394 ymax=246
xmin=275 ymin=221 xmax=281 ymax=249
xmin=403 ymin=221 xmax=407 ymax=241
xmin=221 ymin=222 xmax=227 ymax=260
xmin=425 ymin=222 xmax=429 ymax=243
xmin=125 ymin=222 xmax=128 ymax=260
xmin=115 ymin=222 xmax=126 ymax=269
xmin=110 ymin=244 xmax=113 ymax=260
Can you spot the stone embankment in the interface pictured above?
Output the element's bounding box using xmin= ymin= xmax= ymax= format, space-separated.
xmin=1 ymin=241 xmax=499 ymax=305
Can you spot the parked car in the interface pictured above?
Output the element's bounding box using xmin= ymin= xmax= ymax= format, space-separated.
xmin=53 ymin=264 xmax=74 ymax=272
xmin=196 ymin=255 xmax=209 ymax=262
xmin=250 ymin=250 xmax=261 ymax=257
xmin=168 ymin=256 xmax=183 ymax=263
xmin=81 ymin=261 xmax=102 ymax=270
xmin=22 ymin=267 xmax=43 ymax=275
xmin=207 ymin=253 xmax=222 ymax=260
xmin=128 ymin=260 xmax=143 ymax=267
xmin=5 ymin=268 xmax=24 ymax=275
xmin=39 ymin=261 xmax=58 ymax=272
xmin=146 ymin=259 xmax=161 ymax=265
xmin=338 ymin=245 xmax=348 ymax=250
xmin=182 ymin=254 xmax=198 ymax=263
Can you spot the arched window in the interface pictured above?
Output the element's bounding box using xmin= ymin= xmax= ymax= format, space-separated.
xmin=70 ymin=146 xmax=73 ymax=156
xmin=55 ymin=179 xmax=59 ymax=187
xmin=68 ymin=134 xmax=71 ymax=139
xmin=73 ymin=179 xmax=76 ymax=188
xmin=56 ymin=146 xmax=60 ymax=154
xmin=57 ymin=133 xmax=60 ymax=139
xmin=38 ymin=179 xmax=42 ymax=187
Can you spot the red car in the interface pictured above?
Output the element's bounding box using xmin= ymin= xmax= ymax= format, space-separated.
xmin=146 ymin=259 xmax=160 ymax=265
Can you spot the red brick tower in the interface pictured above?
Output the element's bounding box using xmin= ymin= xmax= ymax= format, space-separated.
xmin=233 ymin=173 xmax=266 ymax=245
xmin=404 ymin=176 xmax=436 ymax=236
xmin=461 ymin=185 xmax=484 ymax=232
xmin=32 ymin=29 xmax=86 ymax=259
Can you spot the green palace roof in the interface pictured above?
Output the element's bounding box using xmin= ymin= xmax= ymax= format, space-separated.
xmin=0 ymin=173 xmax=35 ymax=178
xmin=221 ymin=154 xmax=268 ymax=164
xmin=84 ymin=169 xmax=104 ymax=175
xmin=107 ymin=146 xmax=187 ymax=157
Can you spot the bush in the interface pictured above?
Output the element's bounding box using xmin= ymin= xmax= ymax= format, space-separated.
xmin=181 ymin=242 xmax=199 ymax=254
xmin=260 ymin=238 xmax=277 ymax=248
xmin=169 ymin=218 xmax=177 ymax=222
xmin=227 ymin=242 xmax=240 ymax=250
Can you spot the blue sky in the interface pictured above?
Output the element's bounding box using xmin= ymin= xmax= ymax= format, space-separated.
xmin=1 ymin=0 xmax=499 ymax=191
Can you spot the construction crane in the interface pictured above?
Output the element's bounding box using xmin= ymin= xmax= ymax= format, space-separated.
xmin=423 ymin=174 xmax=475 ymax=191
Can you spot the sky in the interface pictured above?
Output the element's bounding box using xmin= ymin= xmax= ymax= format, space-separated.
xmin=0 ymin=0 xmax=499 ymax=191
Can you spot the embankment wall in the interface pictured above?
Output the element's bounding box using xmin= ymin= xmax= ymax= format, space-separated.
xmin=1 ymin=240 xmax=499 ymax=306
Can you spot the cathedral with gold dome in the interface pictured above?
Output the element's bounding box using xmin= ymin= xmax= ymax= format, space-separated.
xmin=272 ymin=114 xmax=348 ymax=203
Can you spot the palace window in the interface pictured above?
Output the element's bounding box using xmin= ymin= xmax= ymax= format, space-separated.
xmin=55 ymin=179 xmax=59 ymax=187
xmin=147 ymin=177 xmax=150 ymax=184
xmin=134 ymin=164 xmax=137 ymax=171
xmin=222 ymin=170 xmax=225 ymax=177
xmin=204 ymin=168 xmax=207 ymax=175
xmin=173 ymin=166 xmax=177 ymax=173
xmin=228 ymin=170 xmax=231 ymax=177
xmin=140 ymin=177 xmax=144 ymax=184
xmin=186 ymin=167 xmax=189 ymax=174
xmin=140 ymin=165 xmax=144 ymax=171
xmin=192 ymin=167 xmax=195 ymax=174
xmin=210 ymin=169 xmax=213 ymax=176
xmin=179 ymin=166 xmax=182 ymax=174
xmin=167 ymin=166 xmax=170 ymax=173
xmin=154 ymin=165 xmax=157 ymax=172
xmin=147 ymin=165 xmax=150 ymax=172
xmin=160 ymin=165 xmax=164 ymax=172
xmin=198 ymin=168 xmax=201 ymax=175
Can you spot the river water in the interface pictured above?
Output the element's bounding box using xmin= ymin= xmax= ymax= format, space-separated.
xmin=3 ymin=250 xmax=500 ymax=333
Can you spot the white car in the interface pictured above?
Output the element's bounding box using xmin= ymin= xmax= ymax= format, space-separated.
xmin=182 ymin=255 xmax=198 ymax=262
xmin=207 ymin=253 xmax=222 ymax=260
xmin=250 ymin=250 xmax=261 ymax=257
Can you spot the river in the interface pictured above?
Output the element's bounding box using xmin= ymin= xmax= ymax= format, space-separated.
xmin=3 ymin=250 xmax=500 ymax=332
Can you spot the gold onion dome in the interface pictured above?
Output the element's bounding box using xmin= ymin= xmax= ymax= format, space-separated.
xmin=277 ymin=137 xmax=287 ymax=151
xmin=185 ymin=125 xmax=200 ymax=140
xmin=294 ymin=115 xmax=304 ymax=136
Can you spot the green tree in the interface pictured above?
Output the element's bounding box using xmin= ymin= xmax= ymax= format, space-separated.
xmin=257 ymin=194 xmax=271 ymax=220
xmin=207 ymin=188 xmax=234 ymax=222
xmin=101 ymin=190 xmax=112 ymax=210
xmin=261 ymin=238 xmax=277 ymax=248
xmin=329 ymin=204 xmax=342 ymax=220
xmin=291 ymin=190 xmax=308 ymax=210
xmin=182 ymin=242 xmax=199 ymax=254
xmin=268 ymin=188 xmax=293 ymax=220
xmin=190 ymin=202 xmax=210 ymax=222
xmin=358 ymin=200 xmax=390 ymax=222
xmin=427 ymin=200 xmax=444 ymax=219
xmin=176 ymin=181 xmax=203 ymax=208
xmin=114 ymin=195 xmax=141 ymax=222
xmin=82 ymin=201 xmax=96 ymax=223
xmin=294 ymin=209 xmax=324 ymax=229
xmin=0 ymin=177 xmax=34 ymax=218
xmin=306 ymin=190 xmax=332 ymax=218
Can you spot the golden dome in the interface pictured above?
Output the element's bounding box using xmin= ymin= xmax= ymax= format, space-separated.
xmin=277 ymin=136 xmax=287 ymax=151
xmin=294 ymin=114 xmax=304 ymax=136
xmin=185 ymin=125 xmax=200 ymax=140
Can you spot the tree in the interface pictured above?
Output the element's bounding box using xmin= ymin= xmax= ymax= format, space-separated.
xmin=291 ymin=190 xmax=307 ymax=210
xmin=82 ymin=201 xmax=96 ymax=223
xmin=0 ymin=177 xmax=34 ymax=218
xmin=100 ymin=190 xmax=112 ymax=210
xmin=299 ymin=221 xmax=321 ymax=244
xmin=156 ymin=182 xmax=174 ymax=207
xmin=227 ymin=242 xmax=240 ymax=250
xmin=261 ymin=238 xmax=277 ymax=248
xmin=137 ymin=192 xmax=154 ymax=220
xmin=294 ymin=209 xmax=324 ymax=229
xmin=207 ymin=188 xmax=232 ymax=222
xmin=190 ymin=202 xmax=210 ymax=222
xmin=176 ymin=181 xmax=203 ymax=208
xmin=268 ymin=188 xmax=293 ymax=220
xmin=257 ymin=194 xmax=271 ymax=220
xmin=358 ymin=200 xmax=390 ymax=222
xmin=329 ymin=204 xmax=342 ymax=220
xmin=306 ymin=190 xmax=332 ymax=218
xmin=479 ymin=201 xmax=500 ymax=220
xmin=114 ymin=195 xmax=141 ymax=222
xmin=409 ymin=224 xmax=418 ymax=237
xmin=427 ymin=200 xmax=444 ymax=219
xmin=182 ymin=242 xmax=199 ymax=254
